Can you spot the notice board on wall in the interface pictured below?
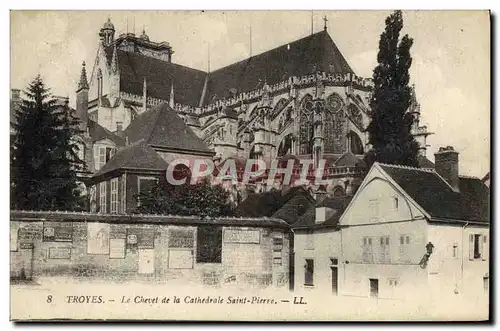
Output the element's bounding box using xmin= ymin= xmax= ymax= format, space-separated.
xmin=43 ymin=222 xmax=73 ymax=242
xmin=223 ymin=229 xmax=260 ymax=244
xmin=109 ymin=239 xmax=126 ymax=259
xmin=87 ymin=223 xmax=110 ymax=255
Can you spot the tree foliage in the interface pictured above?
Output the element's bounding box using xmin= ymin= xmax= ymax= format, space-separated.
xmin=11 ymin=75 xmax=86 ymax=211
xmin=365 ymin=10 xmax=420 ymax=167
xmin=135 ymin=179 xmax=233 ymax=218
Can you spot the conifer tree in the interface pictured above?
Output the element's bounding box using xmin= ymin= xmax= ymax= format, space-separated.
xmin=11 ymin=75 xmax=85 ymax=210
xmin=365 ymin=10 xmax=420 ymax=167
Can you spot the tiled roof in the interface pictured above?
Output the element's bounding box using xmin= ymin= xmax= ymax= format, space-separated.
xmin=106 ymin=30 xmax=353 ymax=107
xmin=292 ymin=196 xmax=352 ymax=229
xmin=202 ymin=30 xmax=354 ymax=104
xmin=123 ymin=103 xmax=212 ymax=154
xmin=234 ymin=186 xmax=312 ymax=218
xmin=106 ymin=47 xmax=207 ymax=107
xmin=379 ymin=164 xmax=489 ymax=223
xmin=417 ymin=154 xmax=435 ymax=169
xmin=92 ymin=140 xmax=169 ymax=178
xmin=88 ymin=119 xmax=125 ymax=146
xmin=334 ymin=151 xmax=366 ymax=167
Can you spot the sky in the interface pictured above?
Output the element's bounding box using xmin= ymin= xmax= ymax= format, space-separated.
xmin=10 ymin=10 xmax=490 ymax=177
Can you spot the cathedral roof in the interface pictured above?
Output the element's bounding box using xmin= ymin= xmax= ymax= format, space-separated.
xmin=203 ymin=30 xmax=354 ymax=104
xmin=106 ymin=30 xmax=354 ymax=107
xmin=123 ymin=103 xmax=212 ymax=155
xmin=105 ymin=47 xmax=206 ymax=107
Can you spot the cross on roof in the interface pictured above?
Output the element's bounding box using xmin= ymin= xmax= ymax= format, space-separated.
xmin=323 ymin=15 xmax=328 ymax=31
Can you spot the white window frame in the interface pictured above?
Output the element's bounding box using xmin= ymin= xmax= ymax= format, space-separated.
xmin=110 ymin=178 xmax=118 ymax=214
xmin=99 ymin=181 xmax=107 ymax=214
xmin=121 ymin=174 xmax=127 ymax=214
xmin=362 ymin=236 xmax=374 ymax=263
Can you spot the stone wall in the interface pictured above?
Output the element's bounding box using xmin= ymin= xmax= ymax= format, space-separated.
xmin=10 ymin=219 xmax=290 ymax=289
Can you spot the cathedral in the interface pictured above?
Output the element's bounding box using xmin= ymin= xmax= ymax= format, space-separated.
xmin=71 ymin=17 xmax=432 ymax=212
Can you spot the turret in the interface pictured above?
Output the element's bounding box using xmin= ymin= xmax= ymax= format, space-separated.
xmin=76 ymin=61 xmax=89 ymax=132
xmin=99 ymin=17 xmax=115 ymax=46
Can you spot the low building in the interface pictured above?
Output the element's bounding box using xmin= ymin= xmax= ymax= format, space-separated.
xmin=339 ymin=147 xmax=489 ymax=301
xmin=292 ymin=146 xmax=489 ymax=303
xmin=10 ymin=210 xmax=291 ymax=289
xmin=292 ymin=196 xmax=351 ymax=294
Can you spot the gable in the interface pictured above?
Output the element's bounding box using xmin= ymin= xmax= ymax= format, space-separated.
xmin=340 ymin=171 xmax=425 ymax=226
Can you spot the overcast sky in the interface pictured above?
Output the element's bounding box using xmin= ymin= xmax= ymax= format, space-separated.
xmin=10 ymin=10 xmax=490 ymax=177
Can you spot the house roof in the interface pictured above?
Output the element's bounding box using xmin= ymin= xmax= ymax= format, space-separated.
xmin=202 ymin=30 xmax=354 ymax=104
xmin=417 ymin=154 xmax=435 ymax=169
xmin=379 ymin=164 xmax=489 ymax=223
xmin=123 ymin=103 xmax=212 ymax=154
xmin=93 ymin=140 xmax=169 ymax=178
xmin=293 ymin=196 xmax=352 ymax=229
xmin=88 ymin=119 xmax=125 ymax=145
xmin=482 ymin=172 xmax=490 ymax=183
xmin=234 ymin=186 xmax=313 ymax=219
xmin=105 ymin=47 xmax=207 ymax=107
xmin=334 ymin=151 xmax=366 ymax=167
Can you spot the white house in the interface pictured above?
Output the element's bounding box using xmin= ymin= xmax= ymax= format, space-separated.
xmin=292 ymin=146 xmax=489 ymax=306
xmin=338 ymin=147 xmax=489 ymax=302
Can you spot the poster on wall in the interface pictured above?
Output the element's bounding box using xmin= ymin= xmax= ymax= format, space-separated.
xmin=43 ymin=222 xmax=73 ymax=242
xmin=87 ymin=223 xmax=110 ymax=255
xmin=127 ymin=228 xmax=155 ymax=249
xmin=223 ymin=229 xmax=260 ymax=244
xmin=10 ymin=227 xmax=18 ymax=251
xmin=110 ymin=238 xmax=126 ymax=259
xmin=48 ymin=247 xmax=71 ymax=259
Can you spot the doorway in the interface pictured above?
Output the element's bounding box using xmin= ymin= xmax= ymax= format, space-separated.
xmin=369 ymin=278 xmax=379 ymax=298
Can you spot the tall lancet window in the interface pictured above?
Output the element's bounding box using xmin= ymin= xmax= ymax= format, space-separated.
xmin=324 ymin=93 xmax=345 ymax=154
xmin=97 ymin=69 xmax=103 ymax=100
xmin=299 ymin=95 xmax=314 ymax=155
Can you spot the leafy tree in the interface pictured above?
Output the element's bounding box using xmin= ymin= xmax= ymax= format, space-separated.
xmin=365 ymin=10 xmax=420 ymax=167
xmin=11 ymin=75 xmax=85 ymax=211
xmin=135 ymin=179 xmax=233 ymax=218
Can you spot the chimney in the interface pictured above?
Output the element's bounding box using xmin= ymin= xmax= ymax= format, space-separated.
xmin=76 ymin=61 xmax=89 ymax=132
xmin=316 ymin=206 xmax=327 ymax=224
xmin=434 ymin=146 xmax=459 ymax=191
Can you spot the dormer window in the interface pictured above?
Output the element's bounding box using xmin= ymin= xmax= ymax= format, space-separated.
xmin=94 ymin=145 xmax=116 ymax=171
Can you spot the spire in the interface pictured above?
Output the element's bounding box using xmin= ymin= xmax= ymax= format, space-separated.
xmin=111 ymin=43 xmax=118 ymax=73
xmin=77 ymin=61 xmax=89 ymax=91
xmin=323 ymin=15 xmax=328 ymax=31
xmin=169 ymin=82 xmax=175 ymax=108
